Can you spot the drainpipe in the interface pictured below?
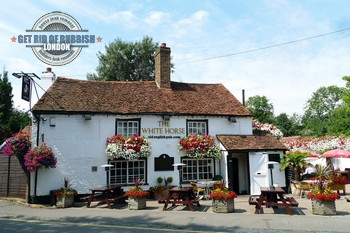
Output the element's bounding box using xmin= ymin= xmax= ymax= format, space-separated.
xmin=33 ymin=113 xmax=41 ymax=200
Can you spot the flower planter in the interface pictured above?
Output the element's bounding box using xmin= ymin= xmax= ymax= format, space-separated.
xmin=56 ymin=195 xmax=74 ymax=208
xmin=311 ymin=199 xmax=336 ymax=215
xmin=128 ymin=196 xmax=147 ymax=210
xmin=212 ymin=198 xmax=235 ymax=213
xmin=154 ymin=190 xmax=169 ymax=200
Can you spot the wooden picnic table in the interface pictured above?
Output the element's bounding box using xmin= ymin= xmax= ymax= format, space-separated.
xmin=81 ymin=185 xmax=124 ymax=208
xmin=253 ymin=187 xmax=296 ymax=215
xmin=162 ymin=187 xmax=200 ymax=211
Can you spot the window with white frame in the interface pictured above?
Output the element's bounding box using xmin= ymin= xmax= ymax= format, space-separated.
xmin=116 ymin=119 xmax=139 ymax=136
xmin=109 ymin=160 xmax=146 ymax=185
xmin=187 ymin=120 xmax=208 ymax=135
xmin=181 ymin=158 xmax=214 ymax=181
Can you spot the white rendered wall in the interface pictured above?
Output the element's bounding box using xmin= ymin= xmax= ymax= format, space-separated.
xmin=30 ymin=114 xmax=252 ymax=195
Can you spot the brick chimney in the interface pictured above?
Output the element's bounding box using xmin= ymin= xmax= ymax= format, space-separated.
xmin=155 ymin=43 xmax=171 ymax=89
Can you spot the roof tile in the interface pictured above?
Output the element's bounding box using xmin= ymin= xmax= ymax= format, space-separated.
xmin=33 ymin=77 xmax=251 ymax=116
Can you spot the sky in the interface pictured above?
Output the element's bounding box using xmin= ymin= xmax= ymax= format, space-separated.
xmin=1 ymin=0 xmax=350 ymax=116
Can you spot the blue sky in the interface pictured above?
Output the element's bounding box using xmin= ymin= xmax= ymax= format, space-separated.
xmin=1 ymin=0 xmax=350 ymax=116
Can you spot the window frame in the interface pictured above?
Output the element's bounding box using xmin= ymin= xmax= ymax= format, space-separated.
xmin=109 ymin=158 xmax=148 ymax=186
xmin=186 ymin=119 xmax=208 ymax=135
xmin=115 ymin=118 xmax=141 ymax=136
xmin=181 ymin=157 xmax=215 ymax=182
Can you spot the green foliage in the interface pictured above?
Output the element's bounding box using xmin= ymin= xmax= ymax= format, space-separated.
xmin=327 ymin=104 xmax=350 ymax=135
xmin=87 ymin=36 xmax=160 ymax=81
xmin=341 ymin=76 xmax=350 ymax=104
xmin=245 ymin=95 xmax=274 ymax=123
xmin=156 ymin=176 xmax=163 ymax=184
xmin=274 ymin=113 xmax=303 ymax=137
xmin=302 ymin=86 xmax=343 ymax=136
xmin=280 ymin=151 xmax=308 ymax=181
xmin=0 ymin=68 xmax=31 ymax=143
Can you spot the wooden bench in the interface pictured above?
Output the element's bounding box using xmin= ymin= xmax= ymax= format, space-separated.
xmin=249 ymin=195 xmax=299 ymax=207
xmin=285 ymin=197 xmax=299 ymax=207
xmin=80 ymin=194 xmax=102 ymax=202
xmin=81 ymin=194 xmax=125 ymax=208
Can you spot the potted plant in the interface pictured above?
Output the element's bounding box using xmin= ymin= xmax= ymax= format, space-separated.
xmin=210 ymin=181 xmax=237 ymax=213
xmin=150 ymin=177 xmax=174 ymax=200
xmin=179 ymin=134 xmax=221 ymax=159
xmin=307 ymin=165 xmax=340 ymax=215
xmin=54 ymin=177 xmax=77 ymax=208
xmin=280 ymin=150 xmax=309 ymax=195
xmin=280 ymin=150 xmax=308 ymax=181
xmin=125 ymin=178 xmax=150 ymax=210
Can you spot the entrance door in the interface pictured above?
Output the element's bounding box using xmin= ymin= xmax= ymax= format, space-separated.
xmin=227 ymin=157 xmax=239 ymax=193
xmin=249 ymin=152 xmax=269 ymax=195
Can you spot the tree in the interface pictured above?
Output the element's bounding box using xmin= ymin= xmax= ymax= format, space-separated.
xmin=341 ymin=76 xmax=350 ymax=104
xmin=87 ymin=36 xmax=160 ymax=81
xmin=0 ymin=68 xmax=31 ymax=143
xmin=302 ymin=86 xmax=343 ymax=136
xmin=327 ymin=104 xmax=350 ymax=135
xmin=280 ymin=151 xmax=309 ymax=181
xmin=275 ymin=113 xmax=296 ymax=137
xmin=0 ymin=69 xmax=13 ymax=142
xmin=245 ymin=95 xmax=274 ymax=123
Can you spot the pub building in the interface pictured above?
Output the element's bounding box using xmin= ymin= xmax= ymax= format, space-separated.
xmin=31 ymin=43 xmax=286 ymax=201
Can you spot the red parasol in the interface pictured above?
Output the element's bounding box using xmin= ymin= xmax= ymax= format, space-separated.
xmin=322 ymin=149 xmax=350 ymax=158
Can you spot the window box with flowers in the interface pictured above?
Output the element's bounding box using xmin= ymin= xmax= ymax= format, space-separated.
xmin=125 ymin=179 xmax=150 ymax=210
xmin=105 ymin=134 xmax=151 ymax=160
xmin=178 ymin=134 xmax=221 ymax=159
xmin=54 ymin=177 xmax=77 ymax=208
xmin=210 ymin=181 xmax=237 ymax=213
xmin=307 ymin=165 xmax=340 ymax=215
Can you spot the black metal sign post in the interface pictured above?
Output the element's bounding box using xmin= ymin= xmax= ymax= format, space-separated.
xmin=12 ymin=72 xmax=40 ymax=110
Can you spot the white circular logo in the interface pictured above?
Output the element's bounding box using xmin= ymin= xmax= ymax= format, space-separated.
xmin=29 ymin=12 xmax=90 ymax=66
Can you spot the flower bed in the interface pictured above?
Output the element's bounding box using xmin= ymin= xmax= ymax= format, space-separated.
xmin=179 ymin=134 xmax=221 ymax=159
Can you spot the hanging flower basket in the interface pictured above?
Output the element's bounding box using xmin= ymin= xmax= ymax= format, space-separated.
xmin=24 ymin=144 xmax=57 ymax=173
xmin=105 ymin=134 xmax=151 ymax=160
xmin=178 ymin=134 xmax=221 ymax=159
xmin=2 ymin=132 xmax=31 ymax=158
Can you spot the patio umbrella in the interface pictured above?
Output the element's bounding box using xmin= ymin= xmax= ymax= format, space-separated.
xmin=322 ymin=149 xmax=350 ymax=158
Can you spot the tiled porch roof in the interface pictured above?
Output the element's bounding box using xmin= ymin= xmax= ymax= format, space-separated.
xmin=217 ymin=134 xmax=287 ymax=152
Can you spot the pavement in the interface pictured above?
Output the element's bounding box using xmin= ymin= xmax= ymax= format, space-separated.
xmin=1 ymin=185 xmax=350 ymax=233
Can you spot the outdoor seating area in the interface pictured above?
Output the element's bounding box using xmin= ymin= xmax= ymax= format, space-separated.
xmin=68 ymin=183 xmax=350 ymax=216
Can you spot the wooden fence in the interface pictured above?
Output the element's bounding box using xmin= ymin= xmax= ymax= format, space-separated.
xmin=0 ymin=152 xmax=27 ymax=199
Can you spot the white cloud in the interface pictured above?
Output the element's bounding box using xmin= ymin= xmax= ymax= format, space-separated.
xmin=144 ymin=11 xmax=170 ymax=27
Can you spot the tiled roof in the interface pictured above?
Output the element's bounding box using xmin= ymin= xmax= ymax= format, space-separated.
xmin=217 ymin=134 xmax=287 ymax=151
xmin=32 ymin=77 xmax=251 ymax=116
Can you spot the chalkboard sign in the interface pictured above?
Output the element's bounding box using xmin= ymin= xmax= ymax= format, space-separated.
xmin=155 ymin=154 xmax=174 ymax=171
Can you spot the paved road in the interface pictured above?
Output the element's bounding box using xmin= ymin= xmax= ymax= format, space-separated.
xmin=0 ymin=195 xmax=350 ymax=233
